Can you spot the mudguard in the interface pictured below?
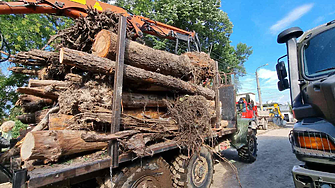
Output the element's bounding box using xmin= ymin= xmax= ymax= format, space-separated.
xmin=230 ymin=114 xmax=250 ymax=150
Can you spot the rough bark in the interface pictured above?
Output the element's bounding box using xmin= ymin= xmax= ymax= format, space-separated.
xmin=60 ymin=48 xmax=215 ymax=100
xmin=49 ymin=113 xmax=73 ymax=130
xmin=20 ymin=130 xmax=108 ymax=162
xmin=81 ymin=130 xmax=140 ymax=142
xmin=17 ymin=87 xmax=59 ymax=100
xmin=12 ymin=50 xmax=57 ymax=66
xmin=17 ymin=95 xmax=54 ymax=113
xmin=32 ymin=106 xmax=60 ymax=132
xmin=124 ymin=92 xmax=171 ymax=108
xmin=28 ymin=80 xmax=70 ymax=88
xmin=50 ymin=112 xmax=176 ymax=131
xmin=16 ymin=109 xmax=49 ymax=124
xmin=92 ymin=29 xmax=193 ymax=80
xmin=8 ymin=67 xmax=40 ymax=75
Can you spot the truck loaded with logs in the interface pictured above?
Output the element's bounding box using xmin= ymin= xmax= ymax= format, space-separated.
xmin=0 ymin=1 xmax=257 ymax=187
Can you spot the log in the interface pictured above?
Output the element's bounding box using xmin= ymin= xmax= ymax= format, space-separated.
xmin=122 ymin=92 xmax=171 ymax=108
xmin=0 ymin=106 xmax=59 ymax=164
xmin=60 ymin=48 xmax=215 ymax=100
xmin=49 ymin=113 xmax=176 ymax=131
xmin=49 ymin=113 xmax=73 ymax=130
xmin=20 ymin=130 xmax=107 ymax=162
xmin=16 ymin=109 xmax=49 ymax=124
xmin=32 ymin=106 xmax=60 ymax=132
xmin=81 ymin=130 xmax=140 ymax=142
xmin=17 ymin=95 xmax=54 ymax=113
xmin=17 ymin=87 xmax=59 ymax=100
xmin=28 ymin=80 xmax=70 ymax=88
xmin=12 ymin=50 xmax=57 ymax=66
xmin=8 ymin=67 xmax=40 ymax=75
xmin=92 ymin=29 xmax=193 ymax=80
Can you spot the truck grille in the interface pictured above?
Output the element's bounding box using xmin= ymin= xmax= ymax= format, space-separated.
xmin=289 ymin=130 xmax=335 ymax=158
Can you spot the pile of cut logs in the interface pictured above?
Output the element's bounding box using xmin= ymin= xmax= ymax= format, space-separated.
xmin=6 ymin=17 xmax=220 ymax=165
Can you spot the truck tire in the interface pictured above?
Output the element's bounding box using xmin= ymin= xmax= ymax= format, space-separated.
xmin=110 ymin=157 xmax=172 ymax=188
xmin=170 ymin=147 xmax=213 ymax=188
xmin=237 ymin=131 xmax=257 ymax=163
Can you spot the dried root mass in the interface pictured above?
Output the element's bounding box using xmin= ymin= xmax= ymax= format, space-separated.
xmin=166 ymin=95 xmax=213 ymax=156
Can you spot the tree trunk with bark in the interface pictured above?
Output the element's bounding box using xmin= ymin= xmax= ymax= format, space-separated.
xmin=8 ymin=67 xmax=40 ymax=75
xmin=20 ymin=130 xmax=107 ymax=162
xmin=12 ymin=50 xmax=58 ymax=66
xmin=16 ymin=109 xmax=49 ymax=124
xmin=59 ymin=48 xmax=215 ymax=100
xmin=17 ymin=95 xmax=54 ymax=113
xmin=17 ymin=87 xmax=59 ymax=100
xmin=28 ymin=80 xmax=70 ymax=88
xmin=91 ymin=29 xmax=193 ymax=80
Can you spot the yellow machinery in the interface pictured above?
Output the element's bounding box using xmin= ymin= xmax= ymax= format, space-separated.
xmin=268 ymin=103 xmax=285 ymax=126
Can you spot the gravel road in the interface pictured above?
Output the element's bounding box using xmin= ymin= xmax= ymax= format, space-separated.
xmin=212 ymin=123 xmax=300 ymax=188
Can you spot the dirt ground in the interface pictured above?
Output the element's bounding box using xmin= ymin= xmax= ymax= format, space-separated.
xmin=212 ymin=123 xmax=300 ymax=188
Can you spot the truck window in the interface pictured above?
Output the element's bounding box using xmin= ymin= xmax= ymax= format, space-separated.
xmin=303 ymin=27 xmax=335 ymax=78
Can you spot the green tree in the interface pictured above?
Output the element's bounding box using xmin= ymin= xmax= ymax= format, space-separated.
xmin=0 ymin=13 xmax=73 ymax=121
xmin=117 ymin=0 xmax=252 ymax=75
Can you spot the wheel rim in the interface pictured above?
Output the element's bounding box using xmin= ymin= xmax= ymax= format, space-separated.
xmin=191 ymin=156 xmax=209 ymax=187
xmin=131 ymin=176 xmax=160 ymax=188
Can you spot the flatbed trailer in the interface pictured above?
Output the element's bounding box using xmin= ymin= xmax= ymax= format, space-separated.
xmin=26 ymin=127 xmax=237 ymax=187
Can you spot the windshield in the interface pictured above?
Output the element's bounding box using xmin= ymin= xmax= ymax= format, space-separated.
xmin=303 ymin=27 xmax=335 ymax=78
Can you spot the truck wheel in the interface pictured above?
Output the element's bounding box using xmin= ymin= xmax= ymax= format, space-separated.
xmin=170 ymin=147 xmax=213 ymax=188
xmin=237 ymin=131 xmax=257 ymax=163
xmin=262 ymin=118 xmax=268 ymax=130
xmin=111 ymin=157 xmax=172 ymax=188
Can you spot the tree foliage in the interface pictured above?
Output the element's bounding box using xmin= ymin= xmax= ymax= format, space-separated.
xmin=117 ymin=0 xmax=252 ymax=75
xmin=0 ymin=13 xmax=73 ymax=121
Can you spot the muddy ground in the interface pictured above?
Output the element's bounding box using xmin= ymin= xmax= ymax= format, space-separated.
xmin=212 ymin=123 xmax=300 ymax=188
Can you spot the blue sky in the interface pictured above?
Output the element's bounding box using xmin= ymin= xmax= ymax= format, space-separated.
xmin=221 ymin=0 xmax=335 ymax=104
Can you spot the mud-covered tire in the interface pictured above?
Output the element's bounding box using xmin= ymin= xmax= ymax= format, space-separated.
xmin=237 ymin=131 xmax=257 ymax=163
xmin=170 ymin=147 xmax=214 ymax=188
xmin=109 ymin=157 xmax=172 ymax=188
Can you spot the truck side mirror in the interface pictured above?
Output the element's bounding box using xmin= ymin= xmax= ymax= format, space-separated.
xmin=276 ymin=61 xmax=287 ymax=80
xmin=276 ymin=61 xmax=289 ymax=91
xmin=278 ymin=79 xmax=289 ymax=91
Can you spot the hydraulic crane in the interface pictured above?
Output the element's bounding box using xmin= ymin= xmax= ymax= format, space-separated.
xmin=0 ymin=0 xmax=201 ymax=50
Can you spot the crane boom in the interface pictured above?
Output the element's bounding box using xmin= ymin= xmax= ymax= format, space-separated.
xmin=0 ymin=0 xmax=199 ymax=46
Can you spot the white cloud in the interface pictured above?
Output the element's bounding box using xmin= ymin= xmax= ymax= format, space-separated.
xmin=238 ymin=69 xmax=291 ymax=104
xmin=258 ymin=68 xmax=278 ymax=84
xmin=270 ymin=3 xmax=314 ymax=35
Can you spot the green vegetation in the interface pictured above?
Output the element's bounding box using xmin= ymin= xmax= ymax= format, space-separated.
xmin=0 ymin=12 xmax=73 ymax=131
xmin=117 ymin=0 xmax=252 ymax=75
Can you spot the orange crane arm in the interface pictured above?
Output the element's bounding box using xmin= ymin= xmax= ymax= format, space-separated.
xmin=0 ymin=0 xmax=199 ymax=47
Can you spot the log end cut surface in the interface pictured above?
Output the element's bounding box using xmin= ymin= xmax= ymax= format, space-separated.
xmin=21 ymin=132 xmax=34 ymax=161
xmin=92 ymin=30 xmax=112 ymax=58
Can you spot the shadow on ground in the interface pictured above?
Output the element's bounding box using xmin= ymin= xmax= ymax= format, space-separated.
xmin=212 ymin=125 xmax=300 ymax=188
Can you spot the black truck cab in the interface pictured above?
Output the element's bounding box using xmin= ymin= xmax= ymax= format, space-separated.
xmin=277 ymin=21 xmax=335 ymax=188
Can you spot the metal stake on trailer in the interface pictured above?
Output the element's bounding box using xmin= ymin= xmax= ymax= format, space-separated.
xmin=109 ymin=15 xmax=127 ymax=186
xmin=214 ymin=61 xmax=221 ymax=128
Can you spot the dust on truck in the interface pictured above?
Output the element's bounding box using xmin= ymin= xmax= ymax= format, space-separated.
xmin=277 ymin=21 xmax=335 ymax=187
xmin=0 ymin=0 xmax=258 ymax=187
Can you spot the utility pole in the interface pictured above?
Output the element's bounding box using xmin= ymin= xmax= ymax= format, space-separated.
xmin=256 ymin=63 xmax=268 ymax=111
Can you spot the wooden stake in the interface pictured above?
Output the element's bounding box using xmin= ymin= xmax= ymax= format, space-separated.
xmin=110 ymin=16 xmax=127 ymax=168
xmin=214 ymin=61 xmax=221 ymax=128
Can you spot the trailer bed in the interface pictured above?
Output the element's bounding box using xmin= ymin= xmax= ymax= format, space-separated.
xmin=27 ymin=127 xmax=236 ymax=187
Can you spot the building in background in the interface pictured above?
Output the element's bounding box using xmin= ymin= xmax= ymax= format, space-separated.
xmin=236 ymin=92 xmax=256 ymax=104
